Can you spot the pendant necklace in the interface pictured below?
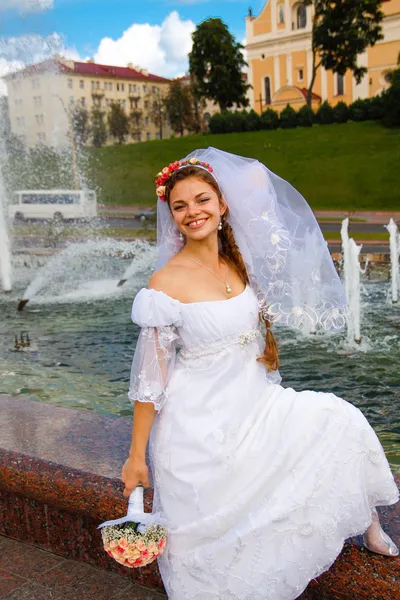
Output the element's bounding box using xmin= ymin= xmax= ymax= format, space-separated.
xmin=186 ymin=254 xmax=232 ymax=294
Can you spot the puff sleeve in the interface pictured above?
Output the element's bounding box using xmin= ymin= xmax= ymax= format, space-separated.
xmin=128 ymin=288 xmax=182 ymax=411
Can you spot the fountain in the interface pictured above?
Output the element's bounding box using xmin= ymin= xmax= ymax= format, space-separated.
xmin=385 ymin=218 xmax=400 ymax=304
xmin=340 ymin=217 xmax=368 ymax=345
xmin=0 ymin=136 xmax=12 ymax=293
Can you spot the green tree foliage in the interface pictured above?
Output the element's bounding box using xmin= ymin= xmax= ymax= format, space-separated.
xmin=189 ymin=18 xmax=250 ymax=112
xmin=0 ymin=97 xmax=25 ymax=156
xmin=259 ymin=108 xmax=279 ymax=130
xmin=381 ymin=68 xmax=400 ymax=127
xmin=90 ymin=107 xmax=107 ymax=148
xmin=69 ymin=103 xmax=89 ymax=146
xmin=316 ymin=101 xmax=335 ymax=124
xmin=164 ymin=80 xmax=195 ymax=136
xmin=333 ymin=101 xmax=350 ymax=123
xmin=279 ymin=105 xmax=297 ymax=129
xmin=107 ymin=101 xmax=129 ymax=144
xmin=148 ymin=89 xmax=168 ymax=140
xmin=129 ymin=109 xmax=144 ymax=141
xmin=209 ymin=113 xmax=227 ymax=134
xmin=297 ymin=105 xmax=314 ymax=127
xmin=305 ymin=0 xmax=384 ymax=106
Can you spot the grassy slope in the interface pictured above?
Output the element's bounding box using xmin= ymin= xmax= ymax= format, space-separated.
xmin=88 ymin=121 xmax=400 ymax=210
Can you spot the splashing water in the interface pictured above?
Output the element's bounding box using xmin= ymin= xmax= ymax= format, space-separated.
xmin=341 ymin=218 xmax=365 ymax=345
xmin=20 ymin=239 xmax=157 ymax=304
xmin=385 ymin=218 xmax=400 ymax=304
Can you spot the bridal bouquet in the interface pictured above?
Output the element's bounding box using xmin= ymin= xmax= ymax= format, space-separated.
xmin=97 ymin=485 xmax=167 ymax=568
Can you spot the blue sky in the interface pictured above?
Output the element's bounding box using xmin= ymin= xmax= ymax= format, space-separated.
xmin=1 ymin=1 xmax=267 ymax=78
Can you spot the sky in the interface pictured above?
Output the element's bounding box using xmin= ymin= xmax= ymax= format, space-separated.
xmin=0 ymin=0 xmax=267 ymax=94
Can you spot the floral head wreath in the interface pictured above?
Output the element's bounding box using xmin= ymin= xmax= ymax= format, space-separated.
xmin=155 ymin=157 xmax=214 ymax=202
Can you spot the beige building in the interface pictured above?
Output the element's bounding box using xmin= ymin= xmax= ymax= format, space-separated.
xmin=4 ymin=56 xmax=173 ymax=148
xmin=245 ymin=0 xmax=400 ymax=112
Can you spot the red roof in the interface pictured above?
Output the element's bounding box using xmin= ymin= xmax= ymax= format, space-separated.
xmin=5 ymin=58 xmax=171 ymax=83
xmin=298 ymin=87 xmax=321 ymax=101
xmin=5 ymin=59 xmax=72 ymax=79
xmin=73 ymin=61 xmax=171 ymax=83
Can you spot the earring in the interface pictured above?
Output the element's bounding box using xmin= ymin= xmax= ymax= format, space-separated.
xmin=218 ymin=218 xmax=223 ymax=231
xmin=179 ymin=231 xmax=185 ymax=241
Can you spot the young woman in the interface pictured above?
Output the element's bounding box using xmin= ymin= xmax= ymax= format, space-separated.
xmin=121 ymin=148 xmax=399 ymax=600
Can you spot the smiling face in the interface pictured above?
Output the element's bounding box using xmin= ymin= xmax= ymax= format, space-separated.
xmin=168 ymin=176 xmax=226 ymax=240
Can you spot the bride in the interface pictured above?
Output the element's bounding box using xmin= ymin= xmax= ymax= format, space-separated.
xmin=121 ymin=148 xmax=399 ymax=600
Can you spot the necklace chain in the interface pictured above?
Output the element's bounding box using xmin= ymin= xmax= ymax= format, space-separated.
xmin=186 ymin=254 xmax=232 ymax=294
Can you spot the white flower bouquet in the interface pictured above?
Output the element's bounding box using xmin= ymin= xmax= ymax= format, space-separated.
xmin=97 ymin=485 xmax=167 ymax=568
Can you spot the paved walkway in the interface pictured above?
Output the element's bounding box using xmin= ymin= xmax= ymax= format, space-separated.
xmin=0 ymin=535 xmax=165 ymax=600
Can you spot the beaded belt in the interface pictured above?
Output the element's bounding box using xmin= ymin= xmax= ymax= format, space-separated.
xmin=179 ymin=328 xmax=261 ymax=360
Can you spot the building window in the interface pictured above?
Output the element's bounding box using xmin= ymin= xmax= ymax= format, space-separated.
xmin=144 ymin=100 xmax=149 ymax=109
xmin=297 ymin=4 xmax=307 ymax=29
xmin=298 ymin=68 xmax=304 ymax=82
xmin=278 ymin=3 xmax=285 ymax=24
xmin=121 ymin=83 xmax=125 ymax=92
xmin=117 ymin=83 xmax=120 ymax=91
xmin=33 ymin=96 xmax=42 ymax=107
xmin=133 ymin=84 xmax=137 ymax=93
xmin=337 ymin=73 xmax=344 ymax=96
xmin=35 ymin=114 xmax=44 ymax=125
xmin=129 ymin=84 xmax=133 ymax=93
xmin=36 ymin=132 xmax=46 ymax=142
xmin=91 ymin=81 xmax=95 ymax=90
xmin=122 ymin=99 xmax=126 ymax=109
xmin=32 ymin=78 xmax=40 ymax=89
xmin=104 ymin=82 xmax=108 ymax=91
xmin=152 ymin=86 xmax=157 ymax=93
xmin=264 ymin=76 xmax=271 ymax=106
xmin=146 ymin=132 xmax=151 ymax=141
xmin=68 ymin=78 xmax=73 ymax=89
xmin=384 ymin=71 xmax=392 ymax=84
xmin=96 ymin=81 xmax=100 ymax=89
xmin=143 ymin=84 xmax=147 ymax=93
xmin=109 ymin=82 xmax=113 ymax=91
xmin=81 ymin=97 xmax=86 ymax=106
xmin=80 ymin=80 xmax=84 ymax=89
xmin=145 ymin=116 xmax=149 ymax=126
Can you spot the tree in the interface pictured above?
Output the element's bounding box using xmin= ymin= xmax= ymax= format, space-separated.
xmin=0 ymin=97 xmax=25 ymax=155
xmin=164 ymin=80 xmax=195 ymax=136
xmin=189 ymin=18 xmax=250 ymax=112
xmin=304 ymin=0 xmax=384 ymax=106
xmin=381 ymin=68 xmax=400 ymax=128
xmin=69 ymin=103 xmax=89 ymax=146
xmin=148 ymin=89 xmax=168 ymax=140
xmin=107 ymin=101 xmax=129 ymax=144
xmin=129 ymin=109 xmax=144 ymax=141
xmin=90 ymin=107 xmax=107 ymax=148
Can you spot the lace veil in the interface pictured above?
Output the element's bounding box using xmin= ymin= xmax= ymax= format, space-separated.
xmin=155 ymin=147 xmax=346 ymax=332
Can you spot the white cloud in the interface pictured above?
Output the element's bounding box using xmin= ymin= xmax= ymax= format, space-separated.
xmin=0 ymin=0 xmax=53 ymax=13
xmin=94 ymin=11 xmax=195 ymax=79
xmin=0 ymin=33 xmax=80 ymax=95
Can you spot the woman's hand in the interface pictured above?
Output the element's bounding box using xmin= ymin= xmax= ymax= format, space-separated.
xmin=121 ymin=456 xmax=150 ymax=498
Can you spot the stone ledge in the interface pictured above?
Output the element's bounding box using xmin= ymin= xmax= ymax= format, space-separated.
xmin=0 ymin=395 xmax=399 ymax=598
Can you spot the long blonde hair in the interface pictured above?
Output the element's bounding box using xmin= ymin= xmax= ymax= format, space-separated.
xmin=164 ymin=166 xmax=279 ymax=372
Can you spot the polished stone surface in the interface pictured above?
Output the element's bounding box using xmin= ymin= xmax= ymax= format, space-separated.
xmin=0 ymin=395 xmax=399 ymax=599
xmin=0 ymin=535 xmax=166 ymax=599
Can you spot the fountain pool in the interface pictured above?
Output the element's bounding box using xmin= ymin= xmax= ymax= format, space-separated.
xmin=1 ymin=245 xmax=399 ymax=474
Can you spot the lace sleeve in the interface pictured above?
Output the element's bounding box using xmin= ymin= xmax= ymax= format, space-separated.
xmin=128 ymin=287 xmax=182 ymax=411
xmin=128 ymin=325 xmax=179 ymax=411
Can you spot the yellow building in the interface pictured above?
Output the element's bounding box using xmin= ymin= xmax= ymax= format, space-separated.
xmin=4 ymin=56 xmax=173 ymax=148
xmin=245 ymin=0 xmax=400 ymax=113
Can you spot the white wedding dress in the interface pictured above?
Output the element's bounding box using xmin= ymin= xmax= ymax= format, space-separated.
xmin=129 ymin=283 xmax=399 ymax=600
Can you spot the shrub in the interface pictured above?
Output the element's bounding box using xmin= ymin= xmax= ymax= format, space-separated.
xmin=245 ymin=109 xmax=261 ymax=131
xmin=279 ymin=104 xmax=297 ymax=129
xmin=316 ymin=101 xmax=334 ymax=125
xmin=260 ymin=108 xmax=279 ymax=130
xmin=349 ymin=99 xmax=369 ymax=122
xmin=224 ymin=111 xmax=247 ymax=133
xmin=381 ymin=69 xmax=400 ymax=127
xmin=297 ymin=104 xmax=314 ymax=127
xmin=367 ymin=95 xmax=385 ymax=120
xmin=333 ymin=101 xmax=349 ymax=124
xmin=209 ymin=112 xmax=226 ymax=134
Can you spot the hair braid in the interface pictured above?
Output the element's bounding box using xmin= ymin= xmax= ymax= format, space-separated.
xmin=165 ymin=166 xmax=279 ymax=372
xmin=219 ymin=212 xmax=279 ymax=372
